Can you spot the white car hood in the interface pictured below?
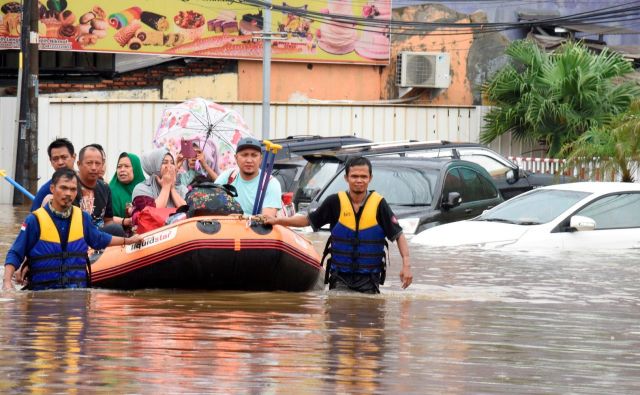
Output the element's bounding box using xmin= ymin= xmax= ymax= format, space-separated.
xmin=412 ymin=220 xmax=529 ymax=247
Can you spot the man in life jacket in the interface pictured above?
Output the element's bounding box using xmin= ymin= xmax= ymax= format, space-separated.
xmin=214 ymin=137 xmax=282 ymax=216
xmin=2 ymin=168 xmax=143 ymax=291
xmin=261 ymin=156 xmax=412 ymax=293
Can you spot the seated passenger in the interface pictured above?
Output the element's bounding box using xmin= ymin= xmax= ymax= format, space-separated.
xmin=214 ymin=137 xmax=282 ymax=216
xmin=132 ymin=148 xmax=187 ymax=209
xmin=177 ymin=145 xmax=218 ymax=187
xmin=109 ymin=152 xmax=145 ymax=230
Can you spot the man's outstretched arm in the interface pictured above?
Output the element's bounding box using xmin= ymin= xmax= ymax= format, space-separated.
xmin=262 ymin=214 xmax=311 ymax=228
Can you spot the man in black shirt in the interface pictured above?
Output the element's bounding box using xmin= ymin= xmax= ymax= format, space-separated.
xmin=262 ymin=156 xmax=412 ymax=293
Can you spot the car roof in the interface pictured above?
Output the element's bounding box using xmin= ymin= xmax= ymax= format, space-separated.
xmin=539 ymin=181 xmax=640 ymax=194
xmin=302 ymin=140 xmax=485 ymax=161
xmin=270 ymin=135 xmax=372 ymax=160
xmin=361 ymin=156 xmax=490 ymax=172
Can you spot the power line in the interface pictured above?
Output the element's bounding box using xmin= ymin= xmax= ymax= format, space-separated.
xmin=228 ymin=0 xmax=640 ymax=37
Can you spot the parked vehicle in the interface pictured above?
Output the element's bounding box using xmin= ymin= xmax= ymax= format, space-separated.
xmin=412 ymin=182 xmax=640 ymax=250
xmin=294 ymin=140 xmax=572 ymax=210
xmin=269 ymin=135 xmax=371 ymax=192
xmin=305 ymin=157 xmax=504 ymax=234
xmin=270 ymin=135 xmax=371 ymax=161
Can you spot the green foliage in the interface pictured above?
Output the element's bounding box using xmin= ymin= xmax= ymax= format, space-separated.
xmin=561 ymin=100 xmax=640 ymax=182
xmin=481 ymin=39 xmax=640 ymax=157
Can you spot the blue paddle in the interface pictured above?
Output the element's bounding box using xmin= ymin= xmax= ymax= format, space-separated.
xmin=252 ymin=140 xmax=272 ymax=215
xmin=255 ymin=142 xmax=282 ymax=215
xmin=0 ymin=169 xmax=35 ymax=201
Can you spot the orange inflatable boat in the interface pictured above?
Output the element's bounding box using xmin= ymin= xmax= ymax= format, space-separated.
xmin=90 ymin=215 xmax=322 ymax=291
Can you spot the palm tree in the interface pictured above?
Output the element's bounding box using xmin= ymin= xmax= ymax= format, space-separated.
xmin=481 ymin=39 xmax=639 ymax=157
xmin=561 ymin=100 xmax=640 ymax=182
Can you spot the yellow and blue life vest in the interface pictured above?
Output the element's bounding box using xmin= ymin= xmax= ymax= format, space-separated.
xmin=28 ymin=207 xmax=89 ymax=290
xmin=328 ymin=191 xmax=386 ymax=275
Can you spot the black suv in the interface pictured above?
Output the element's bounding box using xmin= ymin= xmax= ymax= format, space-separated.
xmin=269 ymin=135 xmax=371 ymax=192
xmin=306 ymin=156 xmax=504 ymax=234
xmin=294 ymin=140 xmax=572 ymax=209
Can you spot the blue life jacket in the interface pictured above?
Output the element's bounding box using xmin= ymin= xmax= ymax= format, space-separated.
xmin=28 ymin=207 xmax=89 ymax=290
xmin=328 ymin=191 xmax=387 ymax=275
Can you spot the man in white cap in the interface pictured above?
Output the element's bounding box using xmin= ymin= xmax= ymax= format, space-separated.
xmin=214 ymin=137 xmax=282 ymax=216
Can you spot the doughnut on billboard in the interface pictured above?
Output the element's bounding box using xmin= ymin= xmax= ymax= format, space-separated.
xmin=0 ymin=0 xmax=391 ymax=64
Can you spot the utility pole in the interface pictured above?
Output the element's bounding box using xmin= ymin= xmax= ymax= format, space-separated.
xmin=261 ymin=3 xmax=272 ymax=141
xmin=14 ymin=0 xmax=38 ymax=205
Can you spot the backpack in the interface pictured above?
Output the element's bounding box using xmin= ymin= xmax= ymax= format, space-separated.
xmin=185 ymin=181 xmax=243 ymax=217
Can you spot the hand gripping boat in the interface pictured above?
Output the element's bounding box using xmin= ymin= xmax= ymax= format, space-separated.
xmin=90 ymin=215 xmax=322 ymax=291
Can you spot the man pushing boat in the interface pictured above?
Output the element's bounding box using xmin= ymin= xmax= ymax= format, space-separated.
xmin=3 ymin=168 xmax=143 ymax=291
xmin=261 ymin=156 xmax=413 ymax=293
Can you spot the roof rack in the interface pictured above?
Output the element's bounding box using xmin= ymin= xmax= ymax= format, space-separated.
xmin=333 ymin=139 xmax=451 ymax=152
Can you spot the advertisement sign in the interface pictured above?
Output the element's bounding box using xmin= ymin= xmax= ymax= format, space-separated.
xmin=0 ymin=0 xmax=391 ymax=64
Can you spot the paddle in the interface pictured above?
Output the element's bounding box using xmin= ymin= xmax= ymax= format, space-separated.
xmin=0 ymin=169 xmax=35 ymax=201
xmin=252 ymin=140 xmax=272 ymax=215
xmin=255 ymin=142 xmax=282 ymax=215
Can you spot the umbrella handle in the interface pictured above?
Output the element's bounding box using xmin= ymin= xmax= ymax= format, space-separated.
xmin=0 ymin=169 xmax=35 ymax=201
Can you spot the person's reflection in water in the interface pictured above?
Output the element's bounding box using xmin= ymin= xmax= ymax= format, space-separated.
xmin=325 ymin=295 xmax=387 ymax=393
xmin=5 ymin=291 xmax=91 ymax=392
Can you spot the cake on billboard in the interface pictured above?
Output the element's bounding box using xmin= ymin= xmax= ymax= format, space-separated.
xmin=0 ymin=0 xmax=392 ymax=64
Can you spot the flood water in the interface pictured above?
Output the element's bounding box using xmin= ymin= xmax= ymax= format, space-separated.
xmin=1 ymin=204 xmax=639 ymax=394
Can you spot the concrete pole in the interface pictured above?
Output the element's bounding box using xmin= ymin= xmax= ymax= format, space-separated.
xmin=261 ymin=3 xmax=271 ymax=140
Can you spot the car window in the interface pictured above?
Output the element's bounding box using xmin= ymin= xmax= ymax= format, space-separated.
xmin=458 ymin=167 xmax=498 ymax=201
xmin=297 ymin=159 xmax=340 ymax=200
xmin=459 ymin=154 xmax=512 ymax=178
xmin=272 ymin=167 xmax=298 ymax=192
xmin=319 ymin=165 xmax=437 ymax=206
xmin=442 ymin=168 xmax=462 ymax=198
xmin=575 ymin=193 xmax=640 ymax=229
xmin=478 ymin=189 xmax=590 ymax=224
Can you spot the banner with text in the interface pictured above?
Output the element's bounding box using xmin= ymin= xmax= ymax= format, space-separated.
xmin=0 ymin=0 xmax=391 ymax=64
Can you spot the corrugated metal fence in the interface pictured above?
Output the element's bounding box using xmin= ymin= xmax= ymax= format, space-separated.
xmin=2 ymin=97 xmax=536 ymax=204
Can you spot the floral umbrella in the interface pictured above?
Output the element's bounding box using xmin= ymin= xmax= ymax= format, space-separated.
xmin=154 ymin=97 xmax=255 ymax=173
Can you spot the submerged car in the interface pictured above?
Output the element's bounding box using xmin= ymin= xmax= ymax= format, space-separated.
xmin=270 ymin=135 xmax=371 ymax=192
xmin=412 ymin=182 xmax=640 ymax=250
xmin=294 ymin=140 xmax=572 ymax=210
xmin=306 ymin=157 xmax=504 ymax=234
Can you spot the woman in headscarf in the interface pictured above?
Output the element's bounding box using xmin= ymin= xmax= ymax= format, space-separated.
xmin=109 ymin=152 xmax=145 ymax=223
xmin=132 ymin=148 xmax=187 ymax=209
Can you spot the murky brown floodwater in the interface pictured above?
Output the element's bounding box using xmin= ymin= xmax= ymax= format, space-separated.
xmin=1 ymin=204 xmax=640 ymax=394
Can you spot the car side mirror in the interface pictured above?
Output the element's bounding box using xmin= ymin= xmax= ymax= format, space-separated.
xmin=505 ymin=168 xmax=519 ymax=184
xmin=569 ymin=215 xmax=596 ymax=232
xmin=442 ymin=192 xmax=462 ymax=209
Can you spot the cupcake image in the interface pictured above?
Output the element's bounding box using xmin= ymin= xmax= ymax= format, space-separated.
xmin=174 ymin=10 xmax=205 ymax=42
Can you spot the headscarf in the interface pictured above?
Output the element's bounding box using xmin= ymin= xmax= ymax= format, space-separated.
xmin=109 ymin=152 xmax=145 ymax=218
xmin=132 ymin=148 xmax=187 ymax=206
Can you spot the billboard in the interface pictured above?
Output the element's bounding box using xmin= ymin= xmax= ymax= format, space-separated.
xmin=0 ymin=0 xmax=391 ymax=64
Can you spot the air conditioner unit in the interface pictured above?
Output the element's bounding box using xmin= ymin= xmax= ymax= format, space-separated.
xmin=396 ymin=52 xmax=451 ymax=88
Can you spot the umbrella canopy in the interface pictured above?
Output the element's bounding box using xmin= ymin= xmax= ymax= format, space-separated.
xmin=154 ymin=98 xmax=255 ymax=173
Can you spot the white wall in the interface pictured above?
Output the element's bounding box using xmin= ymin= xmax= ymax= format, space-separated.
xmin=0 ymin=97 xmax=18 ymax=204
xmin=2 ymin=97 xmax=525 ymax=204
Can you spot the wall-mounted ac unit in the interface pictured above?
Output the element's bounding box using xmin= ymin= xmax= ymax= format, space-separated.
xmin=396 ymin=52 xmax=451 ymax=88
